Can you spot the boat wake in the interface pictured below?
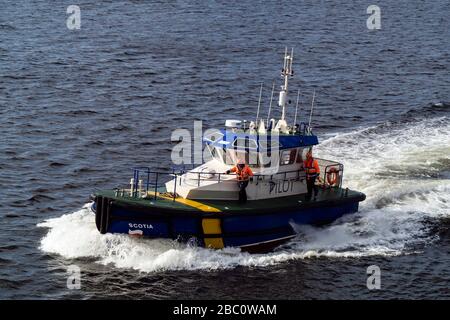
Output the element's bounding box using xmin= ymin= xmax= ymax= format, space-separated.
xmin=38 ymin=114 xmax=450 ymax=272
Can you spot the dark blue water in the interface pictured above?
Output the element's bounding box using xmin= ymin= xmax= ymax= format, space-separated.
xmin=1 ymin=1 xmax=449 ymax=299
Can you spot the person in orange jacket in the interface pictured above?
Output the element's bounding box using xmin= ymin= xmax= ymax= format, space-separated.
xmin=303 ymin=148 xmax=320 ymax=201
xmin=226 ymin=160 xmax=254 ymax=203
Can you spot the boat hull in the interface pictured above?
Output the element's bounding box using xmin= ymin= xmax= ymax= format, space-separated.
xmin=92 ymin=188 xmax=365 ymax=253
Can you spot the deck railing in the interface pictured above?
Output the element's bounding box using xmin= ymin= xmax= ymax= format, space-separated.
xmin=119 ymin=158 xmax=343 ymax=201
xmin=317 ymin=158 xmax=344 ymax=189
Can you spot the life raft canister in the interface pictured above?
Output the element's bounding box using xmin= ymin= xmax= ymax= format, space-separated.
xmin=326 ymin=167 xmax=340 ymax=186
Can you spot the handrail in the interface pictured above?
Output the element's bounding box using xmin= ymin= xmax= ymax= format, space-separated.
xmin=120 ymin=158 xmax=344 ymax=201
xmin=130 ymin=166 xmax=308 ymax=181
xmin=138 ymin=161 xmax=344 ymax=184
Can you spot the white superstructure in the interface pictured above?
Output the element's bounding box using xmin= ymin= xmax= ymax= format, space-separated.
xmin=165 ymin=49 xmax=331 ymax=201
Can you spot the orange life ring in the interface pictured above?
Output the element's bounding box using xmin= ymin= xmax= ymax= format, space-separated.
xmin=326 ymin=168 xmax=339 ymax=186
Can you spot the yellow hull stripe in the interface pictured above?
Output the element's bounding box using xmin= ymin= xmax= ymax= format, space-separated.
xmin=202 ymin=218 xmax=224 ymax=249
xmin=150 ymin=192 xmax=221 ymax=213
xmin=202 ymin=218 xmax=222 ymax=234
xmin=204 ymin=238 xmax=224 ymax=249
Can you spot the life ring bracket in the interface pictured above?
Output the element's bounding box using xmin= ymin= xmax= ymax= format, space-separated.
xmin=326 ymin=167 xmax=340 ymax=186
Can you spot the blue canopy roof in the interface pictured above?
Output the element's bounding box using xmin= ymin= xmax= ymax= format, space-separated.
xmin=204 ymin=129 xmax=319 ymax=151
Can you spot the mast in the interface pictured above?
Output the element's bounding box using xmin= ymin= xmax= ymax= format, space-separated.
xmin=279 ymin=47 xmax=294 ymax=121
xmin=266 ymin=82 xmax=275 ymax=126
xmin=308 ymin=89 xmax=316 ymax=130
xmin=294 ymin=88 xmax=300 ymax=126
xmin=255 ymin=82 xmax=263 ymax=124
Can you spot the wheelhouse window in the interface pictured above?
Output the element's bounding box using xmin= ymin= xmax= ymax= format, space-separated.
xmin=227 ymin=137 xmax=259 ymax=166
xmin=214 ymin=146 xmax=225 ymax=163
xmin=280 ymin=149 xmax=297 ymax=165
xmin=225 ymin=149 xmax=247 ymax=165
xmin=259 ymin=151 xmax=274 ymax=168
xmin=258 ymin=138 xmax=280 ymax=168
xmin=296 ymin=148 xmax=304 ymax=163
xmin=258 ymin=139 xmax=280 ymax=150
xmin=206 ymin=145 xmax=225 ymax=163
xmin=203 ymin=130 xmax=224 ymax=143
xmin=232 ymin=138 xmax=258 ymax=150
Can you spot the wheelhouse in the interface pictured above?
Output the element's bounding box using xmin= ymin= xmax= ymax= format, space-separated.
xmin=204 ymin=127 xmax=319 ymax=173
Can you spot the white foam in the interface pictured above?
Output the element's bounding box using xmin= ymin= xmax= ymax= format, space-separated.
xmin=38 ymin=116 xmax=450 ymax=271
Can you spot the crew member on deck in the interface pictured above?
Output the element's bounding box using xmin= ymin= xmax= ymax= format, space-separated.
xmin=226 ymin=160 xmax=254 ymax=203
xmin=303 ymin=148 xmax=320 ymax=201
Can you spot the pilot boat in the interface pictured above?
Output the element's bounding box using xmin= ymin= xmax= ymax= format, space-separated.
xmin=91 ymin=49 xmax=366 ymax=253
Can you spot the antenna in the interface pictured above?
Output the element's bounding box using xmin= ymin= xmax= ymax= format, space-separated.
xmin=278 ymin=47 xmax=294 ymax=121
xmin=255 ymin=82 xmax=263 ymax=124
xmin=266 ymin=81 xmax=275 ymax=126
xmin=308 ymin=90 xmax=316 ymax=129
xmin=294 ymin=89 xmax=300 ymax=126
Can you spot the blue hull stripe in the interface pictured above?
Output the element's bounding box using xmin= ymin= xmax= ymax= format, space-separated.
xmin=103 ymin=201 xmax=360 ymax=248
